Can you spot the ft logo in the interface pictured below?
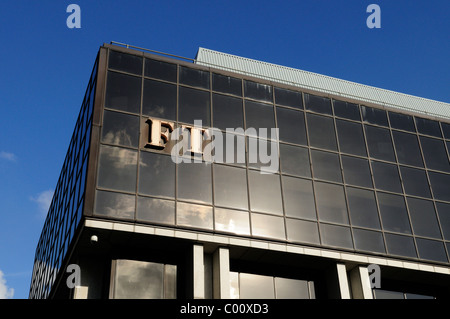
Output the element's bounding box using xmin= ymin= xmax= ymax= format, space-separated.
xmin=366 ymin=4 xmax=381 ymax=29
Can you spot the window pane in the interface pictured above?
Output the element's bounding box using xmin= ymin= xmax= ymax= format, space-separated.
xmin=361 ymin=106 xmax=388 ymax=126
xmin=377 ymin=192 xmax=411 ymax=234
xmin=102 ymin=110 xmax=139 ymax=147
xmin=436 ymin=202 xmax=450 ymax=240
xmin=94 ymin=190 xmax=135 ymax=219
xmin=333 ymin=100 xmax=360 ymax=121
xmin=400 ymin=167 xmax=431 ymax=198
xmin=341 ymin=156 xmax=373 ymax=188
xmin=373 ymin=289 xmax=404 ymax=299
xmin=139 ymin=152 xmax=175 ymax=198
xmin=353 ymin=229 xmax=385 ymax=253
xmin=245 ymin=101 xmax=276 ymax=137
xmin=428 ymin=172 xmax=450 ymax=202
xmin=177 ymin=202 xmax=213 ymax=230
xmin=212 ymin=73 xmax=242 ymax=96
xmin=239 ymin=273 xmax=274 ymax=299
xmin=319 ymin=224 xmax=353 ymax=249
xmin=282 ymin=176 xmax=316 ymax=220
xmin=388 ymin=112 xmax=415 ymax=132
xmin=279 ymin=144 xmax=311 ymax=178
xmin=392 ymin=131 xmax=424 ymax=167
xmin=164 ymin=265 xmax=177 ymax=299
xmin=274 ymin=87 xmax=303 ymax=109
xmin=276 ymin=107 xmax=307 ymax=145
xmin=179 ymin=87 xmax=211 ymax=126
xmin=244 ymin=80 xmax=272 ymax=103
xmin=179 ymin=66 xmax=209 ymax=89
xmin=420 ymin=136 xmax=450 ymax=172
xmin=97 ymin=145 xmax=137 ymax=192
xmin=143 ymin=79 xmax=177 ymax=121
xmin=407 ymin=198 xmax=441 ymax=239
xmin=251 ymin=213 xmax=286 ymax=240
xmin=286 ymin=218 xmax=320 ymax=245
xmin=347 ymin=187 xmax=380 ymax=229
xmin=384 ymin=233 xmax=417 ymax=258
xmin=109 ymin=51 xmax=142 ymax=75
xmin=371 ymin=161 xmax=402 ymax=193
xmin=415 ymin=117 xmax=442 ymax=138
xmin=365 ymin=125 xmax=396 ymax=162
xmin=311 ymin=150 xmax=342 ymax=183
xmin=247 ymin=137 xmax=279 ymax=173
xmin=248 ymin=170 xmax=283 ymax=215
xmin=307 ymin=114 xmax=337 ymax=151
xmin=136 ymin=197 xmax=175 ymax=225
xmin=442 ymin=122 xmax=450 ymax=139
xmin=213 ymin=165 xmax=248 ymax=210
xmin=305 ymin=93 xmax=332 ymax=115
xmin=416 ymin=238 xmax=448 ymax=263
xmin=105 ymin=71 xmax=141 ymax=114
xmin=144 ymin=58 xmax=177 ymax=82
xmin=218 ymin=133 xmax=246 ymax=167
xmin=212 ymin=94 xmax=243 ymax=131
xmin=275 ymin=277 xmax=310 ymax=299
xmin=177 ymin=162 xmax=212 ymax=204
xmin=336 ymin=120 xmax=367 ymax=156
xmin=214 ymin=208 xmax=250 ymax=235
xmin=314 ymin=182 xmax=348 ymax=225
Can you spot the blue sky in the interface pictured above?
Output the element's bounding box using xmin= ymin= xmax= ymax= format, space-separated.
xmin=0 ymin=0 xmax=449 ymax=299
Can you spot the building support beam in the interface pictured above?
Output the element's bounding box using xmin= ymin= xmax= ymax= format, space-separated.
xmin=349 ymin=266 xmax=373 ymax=299
xmin=193 ymin=244 xmax=205 ymax=299
xmin=213 ymin=247 xmax=230 ymax=299
xmin=336 ymin=263 xmax=351 ymax=299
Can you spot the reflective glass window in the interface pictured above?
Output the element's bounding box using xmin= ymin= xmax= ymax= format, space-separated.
xmin=94 ymin=190 xmax=135 ymax=219
xmin=274 ymin=87 xmax=303 ymax=109
xmin=373 ymin=289 xmax=404 ymax=299
xmin=416 ymin=238 xmax=448 ymax=263
xmin=108 ymin=51 xmax=142 ymax=75
xmin=371 ymin=161 xmax=402 ymax=193
xmin=279 ymin=144 xmax=311 ymax=178
xmin=392 ymin=131 xmax=424 ymax=167
xmin=407 ymin=198 xmax=441 ymax=239
xmin=139 ymin=152 xmax=175 ymax=198
xmin=333 ymin=100 xmax=360 ymax=121
xmin=400 ymin=167 xmax=431 ymax=198
xmin=177 ymin=162 xmax=212 ymax=204
xmin=428 ymin=172 xmax=450 ymax=202
xmin=336 ymin=120 xmax=367 ymax=156
xmin=136 ymin=197 xmax=175 ymax=225
xmin=216 ymin=133 xmax=246 ymax=167
xmin=442 ymin=122 xmax=450 ymax=139
xmin=415 ymin=117 xmax=442 ymax=138
xmin=179 ymin=66 xmax=209 ymax=89
xmin=275 ymin=277 xmax=311 ymax=299
xmin=213 ymin=165 xmax=248 ymax=210
xmin=377 ymin=192 xmax=411 ymax=234
xmin=314 ymin=182 xmax=348 ymax=225
xmin=305 ymin=94 xmax=332 ymax=115
xmin=247 ymin=137 xmax=279 ymax=173
xmin=361 ymin=106 xmax=388 ymax=126
xmin=384 ymin=233 xmax=417 ymax=258
xmin=286 ymin=218 xmax=320 ymax=245
xmin=239 ymin=273 xmax=275 ymax=299
xmin=388 ymin=112 xmax=415 ymax=132
xmin=436 ymin=202 xmax=450 ymax=240
xmin=214 ymin=208 xmax=250 ymax=235
xmin=364 ymin=125 xmax=396 ymax=162
xmin=420 ymin=136 xmax=450 ymax=172
xmin=212 ymin=73 xmax=242 ymax=96
xmin=212 ymin=94 xmax=243 ymax=131
xmin=307 ymin=113 xmax=337 ymax=151
xmin=144 ymin=58 xmax=177 ymax=82
xmin=341 ymin=156 xmax=373 ymax=188
xmin=102 ymin=110 xmax=139 ymax=148
xmin=97 ymin=145 xmax=137 ymax=192
xmin=176 ymin=202 xmax=213 ymax=230
xmin=353 ymin=229 xmax=385 ymax=253
xmin=244 ymin=80 xmax=273 ymax=103
xmin=245 ymin=101 xmax=276 ymax=137
xmin=347 ymin=187 xmax=380 ymax=229
xmin=311 ymin=150 xmax=342 ymax=183
xmin=319 ymin=224 xmax=353 ymax=249
xmin=276 ymin=107 xmax=307 ymax=145
xmin=105 ymin=71 xmax=141 ymax=114
xmin=143 ymin=79 xmax=177 ymax=120
xmin=248 ymin=170 xmax=283 ymax=215
xmin=251 ymin=213 xmax=286 ymax=240
xmin=179 ymin=87 xmax=211 ymax=126
xmin=282 ymin=176 xmax=316 ymax=220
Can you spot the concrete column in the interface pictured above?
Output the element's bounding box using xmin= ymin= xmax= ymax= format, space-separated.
xmin=193 ymin=244 xmax=205 ymax=299
xmin=336 ymin=263 xmax=351 ymax=299
xmin=213 ymin=247 xmax=230 ymax=299
xmin=73 ymin=286 xmax=89 ymax=299
xmin=349 ymin=266 xmax=373 ymax=299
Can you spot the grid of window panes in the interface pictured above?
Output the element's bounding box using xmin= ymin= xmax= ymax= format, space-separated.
xmin=29 ymin=58 xmax=98 ymax=299
xmin=95 ymin=49 xmax=450 ymax=265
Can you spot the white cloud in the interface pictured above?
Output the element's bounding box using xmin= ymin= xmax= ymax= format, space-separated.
xmin=0 ymin=151 xmax=17 ymax=162
xmin=0 ymin=270 xmax=14 ymax=299
xmin=31 ymin=189 xmax=54 ymax=216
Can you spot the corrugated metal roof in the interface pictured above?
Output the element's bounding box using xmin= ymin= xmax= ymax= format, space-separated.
xmin=196 ymin=47 xmax=450 ymax=120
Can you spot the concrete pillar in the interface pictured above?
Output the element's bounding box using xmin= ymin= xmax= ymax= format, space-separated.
xmin=193 ymin=244 xmax=205 ymax=299
xmin=213 ymin=247 xmax=230 ymax=299
xmin=349 ymin=266 xmax=373 ymax=299
xmin=336 ymin=263 xmax=351 ymax=299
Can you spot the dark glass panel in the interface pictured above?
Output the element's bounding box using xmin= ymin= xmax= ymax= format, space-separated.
xmin=245 ymin=101 xmax=276 ymax=137
xmin=136 ymin=197 xmax=175 ymax=225
xmin=407 ymin=198 xmax=441 ymax=239
xmin=108 ymin=51 xmax=142 ymax=75
xmin=105 ymin=71 xmax=141 ymax=114
xmin=388 ymin=112 xmax=415 ymax=132
xmin=139 ymin=152 xmax=175 ymax=198
xmin=311 ymin=150 xmax=342 ymax=183
xmin=276 ymin=107 xmax=307 ymax=145
xmin=279 ymin=144 xmax=311 ymax=178
xmin=97 ymin=145 xmax=137 ymax=193
xmin=333 ymin=100 xmax=360 ymax=121
xmin=144 ymin=58 xmax=177 ymax=82
xmin=213 ymin=165 xmax=248 ymax=210
xmin=176 ymin=202 xmax=213 ymax=230
xmin=373 ymin=289 xmax=404 ymax=299
xmin=416 ymin=238 xmax=448 ymax=263
xmin=275 ymin=277 xmax=310 ymax=299
xmin=341 ymin=156 xmax=373 ymax=188
xmin=436 ymin=202 xmax=450 ymax=240
xmin=347 ymin=187 xmax=380 ymax=229
xmin=415 ymin=117 xmax=442 ymax=138
xmin=212 ymin=94 xmax=243 ymax=131
xmin=251 ymin=213 xmax=286 ymax=240
xmin=179 ymin=66 xmax=209 ymax=89
xmin=179 ymin=87 xmax=211 ymax=126
xmin=384 ymin=233 xmax=417 ymax=258
xmin=420 ymin=136 xmax=450 ymax=172
xmin=102 ymin=110 xmax=139 ymax=148
xmin=212 ymin=73 xmax=242 ymax=96
xmin=274 ymin=87 xmax=303 ymax=109
xmin=353 ymin=229 xmax=385 ymax=253
xmin=361 ymin=106 xmax=388 ymax=126
xmin=247 ymin=137 xmax=279 ymax=173
xmin=286 ymin=218 xmax=320 ymax=245
xmin=442 ymin=122 xmax=450 ymax=139
xmin=214 ymin=208 xmax=250 ymax=235
xmin=282 ymin=176 xmax=316 ymax=220
xmin=377 ymin=192 xmax=411 ymax=234
xmin=177 ymin=162 xmax=212 ymax=204
xmin=217 ymin=133 xmax=246 ymax=167
xmin=314 ymin=182 xmax=348 ymax=225
xmin=364 ymin=125 xmax=396 ymax=162
xmin=336 ymin=120 xmax=367 ymax=156
xmin=143 ymin=79 xmax=177 ymax=120
xmin=392 ymin=131 xmax=424 ymax=167
xmin=400 ymin=167 xmax=431 ymax=198
xmin=428 ymin=172 xmax=450 ymax=202
xmin=239 ymin=273 xmax=275 ymax=299
xmin=307 ymin=113 xmax=337 ymax=151
xmin=94 ymin=190 xmax=135 ymax=219
xmin=248 ymin=170 xmax=283 ymax=215
xmin=304 ymin=93 xmax=332 ymax=115
xmin=404 ymin=293 xmax=434 ymax=300
xmin=244 ymin=80 xmax=273 ymax=103
xmin=371 ymin=161 xmax=402 ymax=193
xmin=319 ymin=224 xmax=353 ymax=249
